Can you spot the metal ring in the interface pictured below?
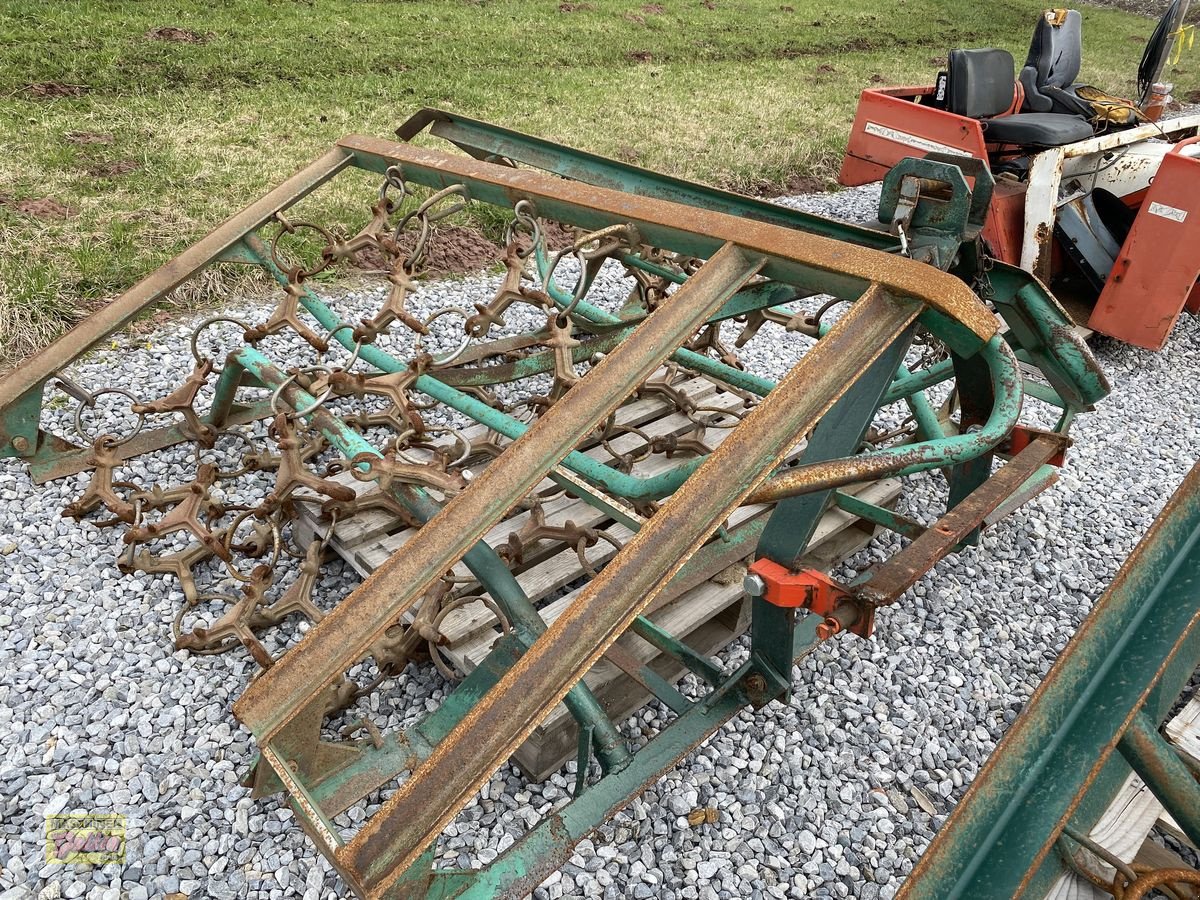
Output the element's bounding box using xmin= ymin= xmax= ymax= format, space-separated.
xmin=191 ymin=316 xmax=252 ymax=375
xmin=415 ymin=307 xmax=473 ymax=366
xmin=193 ymin=428 xmax=260 ymax=480
xmin=396 ymin=425 xmax=472 ymax=468
xmin=504 ymin=199 xmax=543 ymax=258
xmin=428 ymin=593 xmax=511 ymax=681
xmin=268 ymin=372 xmax=302 ymax=417
xmin=222 ymin=508 xmax=282 ymax=578
xmin=291 ymin=366 xmax=335 ymax=418
xmin=270 ymin=218 xmax=337 ymax=282
xmin=74 ymin=388 xmax=146 ymax=446
xmin=378 ymin=165 xmax=408 ymax=208
xmin=324 ymin=322 xmax=364 ymax=371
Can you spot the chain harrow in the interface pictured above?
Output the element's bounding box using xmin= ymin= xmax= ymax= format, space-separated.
xmin=52 ymin=165 xmax=886 ymax=723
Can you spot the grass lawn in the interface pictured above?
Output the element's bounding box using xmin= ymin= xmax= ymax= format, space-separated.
xmin=0 ymin=0 xmax=1193 ymax=366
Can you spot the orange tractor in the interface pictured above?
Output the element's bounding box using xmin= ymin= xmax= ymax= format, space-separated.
xmin=840 ymin=3 xmax=1199 ymax=349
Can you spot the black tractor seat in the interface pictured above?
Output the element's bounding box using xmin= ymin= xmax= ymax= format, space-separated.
xmin=947 ymin=48 xmax=1093 ymax=148
xmin=1019 ymin=9 xmax=1093 ymax=117
xmin=980 ymin=112 xmax=1093 ymax=146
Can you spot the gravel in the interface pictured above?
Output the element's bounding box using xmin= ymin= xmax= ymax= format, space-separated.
xmin=2 ymin=181 xmax=1199 ymax=900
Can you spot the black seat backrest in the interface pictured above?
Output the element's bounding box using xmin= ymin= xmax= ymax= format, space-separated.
xmin=947 ymin=48 xmax=1017 ymax=119
xmin=1021 ymin=9 xmax=1084 ymax=112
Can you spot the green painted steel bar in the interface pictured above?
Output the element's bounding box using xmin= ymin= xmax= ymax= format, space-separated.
xmin=899 ymin=460 xmax=1200 ymax=900
xmin=1117 ymin=710 xmax=1200 ymax=844
xmin=882 ymin=357 xmax=955 ymax=404
xmin=833 ymin=491 xmax=925 ymax=540
xmin=746 ymin=337 xmax=1023 ymax=505
xmin=629 ymin=615 xmax=724 ymax=687
xmin=792 ymin=317 xmax=942 ymax=441
xmin=231 ymin=345 xmax=633 ymax=773
xmin=303 ymin=634 xmax=526 ymax=820
xmin=1021 ymin=377 xmax=1068 ymax=408
xmin=896 ymin=363 xmax=945 ymax=440
xmin=990 ymin=270 xmax=1110 ymax=409
xmin=530 ymin=251 xmax=1018 ymax=496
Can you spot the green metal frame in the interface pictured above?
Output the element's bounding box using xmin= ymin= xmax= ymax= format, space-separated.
xmin=902 ymin=461 xmax=1200 ymax=899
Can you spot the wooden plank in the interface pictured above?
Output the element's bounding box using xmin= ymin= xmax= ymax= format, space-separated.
xmin=448 ymin=477 xmax=903 ymax=673
xmin=1165 ymin=694 xmax=1200 ymax=766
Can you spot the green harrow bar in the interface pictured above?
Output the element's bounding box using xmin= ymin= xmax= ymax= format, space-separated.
xmin=2 ymin=111 xmax=1189 ymax=899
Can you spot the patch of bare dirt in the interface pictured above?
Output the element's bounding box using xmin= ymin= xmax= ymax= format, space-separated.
xmin=624 ymin=11 xmax=646 ymax=23
xmin=743 ymin=174 xmax=826 ymax=198
xmin=1079 ymin=0 xmax=1194 ymax=19
xmin=815 ymin=63 xmax=836 ymax=74
xmin=86 ymin=159 xmax=141 ymax=178
xmin=145 ymin=26 xmax=208 ymax=43
xmin=701 ymin=0 xmax=716 ymax=8
xmin=1185 ymin=88 xmax=1200 ymax=103
xmin=558 ymin=2 xmax=593 ymax=10
xmin=355 ymin=226 xmax=503 ymax=278
xmin=354 ymin=221 xmax=576 ymax=276
xmin=540 ymin=220 xmax=577 ymax=252
xmin=642 ymin=3 xmax=666 ymax=13
xmin=1 ymin=197 xmax=75 ymax=219
xmin=869 ymin=73 xmax=887 ymax=83
xmin=65 ymin=131 xmax=113 ymax=145
xmin=628 ymin=50 xmax=654 ymax=62
xmin=22 ymin=82 xmax=88 ymax=100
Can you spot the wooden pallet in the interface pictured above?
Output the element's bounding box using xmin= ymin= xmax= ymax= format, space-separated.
xmin=1044 ymin=695 xmax=1200 ymax=899
xmin=295 ymin=373 xmax=901 ymax=780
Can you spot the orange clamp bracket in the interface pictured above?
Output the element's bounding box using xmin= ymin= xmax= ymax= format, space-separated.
xmin=746 ymin=558 xmax=850 ymax=617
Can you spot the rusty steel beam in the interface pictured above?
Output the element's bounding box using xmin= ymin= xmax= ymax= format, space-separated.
xmin=336 ymin=136 xmax=997 ymax=347
xmin=856 ymin=431 xmax=1068 ymax=607
xmin=233 ymin=242 xmax=765 ymax=741
xmin=0 ymin=147 xmax=354 ymax=454
xmin=339 ymin=285 xmax=924 ymax=895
